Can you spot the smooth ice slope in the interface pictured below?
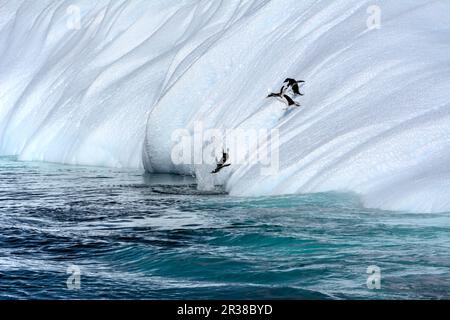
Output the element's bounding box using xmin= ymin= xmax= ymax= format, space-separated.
xmin=0 ymin=0 xmax=449 ymax=213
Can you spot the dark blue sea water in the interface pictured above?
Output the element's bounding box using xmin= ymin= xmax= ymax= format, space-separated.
xmin=0 ymin=156 xmax=449 ymax=299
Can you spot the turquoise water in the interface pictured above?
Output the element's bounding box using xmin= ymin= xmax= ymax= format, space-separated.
xmin=0 ymin=156 xmax=449 ymax=299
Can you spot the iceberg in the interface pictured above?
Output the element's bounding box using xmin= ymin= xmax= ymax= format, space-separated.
xmin=1 ymin=0 xmax=449 ymax=212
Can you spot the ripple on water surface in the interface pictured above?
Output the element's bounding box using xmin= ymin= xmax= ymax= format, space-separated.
xmin=0 ymin=157 xmax=449 ymax=299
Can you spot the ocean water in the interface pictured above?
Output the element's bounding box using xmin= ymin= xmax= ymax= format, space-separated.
xmin=0 ymin=156 xmax=449 ymax=300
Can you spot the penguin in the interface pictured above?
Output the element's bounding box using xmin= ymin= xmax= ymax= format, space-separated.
xmin=267 ymin=86 xmax=300 ymax=107
xmin=211 ymin=149 xmax=231 ymax=174
xmin=283 ymin=78 xmax=305 ymax=96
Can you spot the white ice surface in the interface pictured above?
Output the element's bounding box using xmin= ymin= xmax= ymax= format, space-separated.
xmin=1 ymin=0 xmax=449 ymax=212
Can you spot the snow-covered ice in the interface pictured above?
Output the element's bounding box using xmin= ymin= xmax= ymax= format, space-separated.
xmin=1 ymin=0 xmax=449 ymax=212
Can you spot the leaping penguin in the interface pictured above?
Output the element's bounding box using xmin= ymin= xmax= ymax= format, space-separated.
xmin=211 ymin=149 xmax=231 ymax=174
xmin=267 ymin=85 xmax=300 ymax=107
xmin=283 ymin=78 xmax=305 ymax=96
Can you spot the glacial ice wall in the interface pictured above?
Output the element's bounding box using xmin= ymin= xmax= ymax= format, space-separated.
xmin=0 ymin=0 xmax=449 ymax=213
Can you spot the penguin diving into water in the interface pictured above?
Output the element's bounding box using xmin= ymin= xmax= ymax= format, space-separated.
xmin=211 ymin=149 xmax=231 ymax=174
xmin=283 ymin=78 xmax=305 ymax=96
xmin=267 ymin=85 xmax=300 ymax=107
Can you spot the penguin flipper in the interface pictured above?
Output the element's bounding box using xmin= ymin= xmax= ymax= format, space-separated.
xmin=296 ymin=81 xmax=305 ymax=95
xmin=292 ymin=81 xmax=305 ymax=95
xmin=283 ymin=94 xmax=297 ymax=106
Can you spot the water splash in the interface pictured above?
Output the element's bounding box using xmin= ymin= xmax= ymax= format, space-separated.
xmin=195 ymin=164 xmax=216 ymax=192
